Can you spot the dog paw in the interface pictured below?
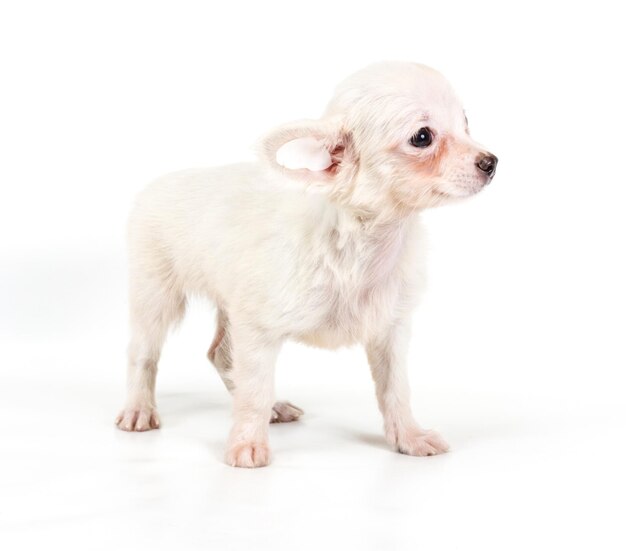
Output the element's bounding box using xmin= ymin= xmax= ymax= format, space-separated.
xmin=225 ymin=441 xmax=271 ymax=468
xmin=271 ymin=401 xmax=304 ymax=423
xmin=115 ymin=408 xmax=161 ymax=432
xmin=394 ymin=429 xmax=449 ymax=457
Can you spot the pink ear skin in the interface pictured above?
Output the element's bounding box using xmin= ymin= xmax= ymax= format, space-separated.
xmin=275 ymin=137 xmax=333 ymax=171
xmin=259 ymin=117 xmax=350 ymax=183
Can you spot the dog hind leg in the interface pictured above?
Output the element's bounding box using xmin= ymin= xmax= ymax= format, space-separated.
xmin=116 ymin=262 xmax=186 ymax=432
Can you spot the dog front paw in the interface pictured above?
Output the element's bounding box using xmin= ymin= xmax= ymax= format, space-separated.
xmin=225 ymin=441 xmax=271 ymax=468
xmin=115 ymin=407 xmax=161 ymax=432
xmin=393 ymin=428 xmax=449 ymax=457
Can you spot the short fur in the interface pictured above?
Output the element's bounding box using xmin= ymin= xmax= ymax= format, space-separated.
xmin=115 ymin=62 xmax=497 ymax=467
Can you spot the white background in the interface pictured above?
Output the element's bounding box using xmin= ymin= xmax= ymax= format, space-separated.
xmin=1 ymin=1 xmax=625 ymax=549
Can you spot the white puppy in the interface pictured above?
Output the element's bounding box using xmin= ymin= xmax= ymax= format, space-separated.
xmin=116 ymin=62 xmax=498 ymax=468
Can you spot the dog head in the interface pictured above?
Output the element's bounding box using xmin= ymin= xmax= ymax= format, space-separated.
xmin=261 ymin=62 xmax=497 ymax=218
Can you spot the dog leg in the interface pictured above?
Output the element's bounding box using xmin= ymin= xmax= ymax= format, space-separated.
xmin=208 ymin=309 xmax=235 ymax=391
xmin=366 ymin=322 xmax=449 ymax=456
xmin=116 ymin=272 xmax=185 ymax=432
xmin=208 ymin=309 xmax=303 ymax=424
xmin=224 ymin=322 xmax=281 ymax=468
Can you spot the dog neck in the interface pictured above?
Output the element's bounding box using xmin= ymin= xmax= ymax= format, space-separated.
xmin=309 ymin=199 xmax=413 ymax=288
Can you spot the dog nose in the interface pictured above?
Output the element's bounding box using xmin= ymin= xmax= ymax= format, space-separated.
xmin=476 ymin=153 xmax=498 ymax=177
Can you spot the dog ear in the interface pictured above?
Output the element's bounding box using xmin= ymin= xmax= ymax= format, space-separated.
xmin=259 ymin=117 xmax=353 ymax=183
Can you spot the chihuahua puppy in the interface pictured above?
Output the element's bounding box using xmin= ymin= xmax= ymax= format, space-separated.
xmin=116 ymin=62 xmax=497 ymax=468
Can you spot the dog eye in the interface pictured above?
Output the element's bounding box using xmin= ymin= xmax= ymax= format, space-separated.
xmin=409 ymin=127 xmax=433 ymax=148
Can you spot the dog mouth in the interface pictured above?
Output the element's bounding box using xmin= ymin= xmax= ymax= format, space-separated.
xmin=433 ymin=186 xmax=483 ymax=202
xmin=444 ymin=176 xmax=492 ymax=198
xmin=432 ymin=185 xmax=475 ymax=200
xmin=430 ymin=188 xmax=449 ymax=199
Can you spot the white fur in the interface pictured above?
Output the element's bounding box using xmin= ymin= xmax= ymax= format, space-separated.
xmin=116 ymin=62 xmax=496 ymax=467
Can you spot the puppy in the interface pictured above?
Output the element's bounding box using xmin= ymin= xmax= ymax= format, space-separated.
xmin=116 ymin=62 xmax=498 ymax=468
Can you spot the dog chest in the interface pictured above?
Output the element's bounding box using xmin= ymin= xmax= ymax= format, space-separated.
xmin=293 ymin=226 xmax=407 ymax=348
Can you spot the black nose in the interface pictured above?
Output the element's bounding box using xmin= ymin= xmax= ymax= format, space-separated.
xmin=476 ymin=153 xmax=498 ymax=177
